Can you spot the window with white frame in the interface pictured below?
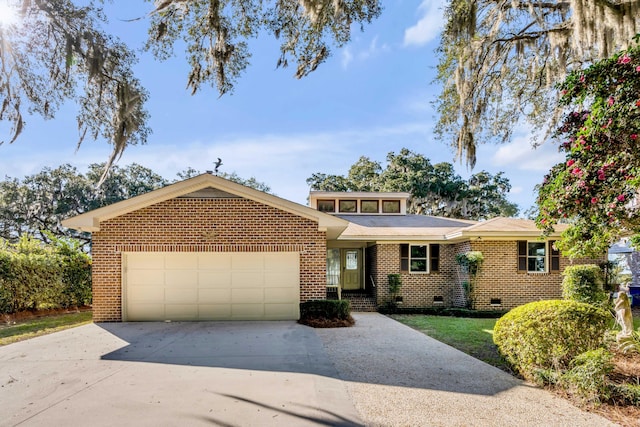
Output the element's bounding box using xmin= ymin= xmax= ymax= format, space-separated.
xmin=517 ymin=240 xmax=560 ymax=273
xmin=400 ymin=244 xmax=439 ymax=273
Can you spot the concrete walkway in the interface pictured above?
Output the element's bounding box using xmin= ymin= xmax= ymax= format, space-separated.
xmin=318 ymin=313 xmax=617 ymax=427
xmin=0 ymin=313 xmax=617 ymax=426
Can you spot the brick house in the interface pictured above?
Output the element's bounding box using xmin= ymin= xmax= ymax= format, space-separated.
xmin=63 ymin=174 xmax=598 ymax=322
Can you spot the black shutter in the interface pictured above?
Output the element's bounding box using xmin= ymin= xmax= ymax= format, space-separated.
xmin=430 ymin=244 xmax=440 ymax=272
xmin=549 ymin=240 xmax=560 ymax=272
xmin=400 ymin=244 xmax=409 ymax=272
xmin=517 ymin=241 xmax=527 ymax=272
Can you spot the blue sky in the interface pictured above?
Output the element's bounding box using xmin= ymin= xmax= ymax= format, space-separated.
xmin=0 ymin=1 xmax=564 ymax=212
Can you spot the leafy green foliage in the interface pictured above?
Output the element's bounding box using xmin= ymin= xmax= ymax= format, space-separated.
xmin=0 ymin=236 xmax=91 ymax=313
xmin=537 ymin=44 xmax=640 ymax=258
xmin=147 ymin=0 xmax=381 ymax=95
xmin=0 ymin=163 xmax=168 ymax=247
xmin=0 ymin=0 xmax=149 ymax=175
xmin=560 ymin=348 xmax=614 ymax=404
xmin=299 ymin=299 xmax=351 ymax=320
xmin=562 ymin=265 xmax=607 ymax=306
xmin=456 ymin=251 xmax=483 ymax=309
xmin=307 ymin=148 xmax=518 ymax=220
xmin=493 ymin=300 xmax=609 ymax=380
xmin=435 ymin=0 xmax=640 ymax=168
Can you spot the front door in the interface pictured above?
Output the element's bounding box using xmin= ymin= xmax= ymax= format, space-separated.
xmin=341 ymin=249 xmax=361 ymax=290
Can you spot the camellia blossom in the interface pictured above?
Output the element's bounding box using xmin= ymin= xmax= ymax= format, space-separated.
xmin=591 ymin=197 xmax=598 ymax=204
xmin=618 ymin=54 xmax=631 ymax=64
xmin=607 ymin=97 xmax=615 ymax=106
xmin=636 ymin=65 xmax=640 ymax=72
xmin=567 ymin=159 xmax=575 ymax=167
xmin=617 ymin=194 xmax=626 ymax=202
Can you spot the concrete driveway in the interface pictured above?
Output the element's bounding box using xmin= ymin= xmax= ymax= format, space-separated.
xmin=0 ymin=313 xmax=616 ymax=427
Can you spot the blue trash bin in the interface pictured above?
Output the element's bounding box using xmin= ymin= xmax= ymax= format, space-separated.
xmin=629 ymin=286 xmax=640 ymax=307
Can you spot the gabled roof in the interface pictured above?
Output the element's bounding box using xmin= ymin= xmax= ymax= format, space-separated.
xmin=336 ymin=214 xmax=478 ymax=241
xmin=443 ymin=217 xmax=567 ymax=241
xmin=335 ymin=215 xmax=564 ymax=242
xmin=62 ymin=174 xmax=349 ymax=239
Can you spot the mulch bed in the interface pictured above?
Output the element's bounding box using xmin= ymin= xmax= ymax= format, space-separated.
xmin=298 ymin=315 xmax=355 ymax=328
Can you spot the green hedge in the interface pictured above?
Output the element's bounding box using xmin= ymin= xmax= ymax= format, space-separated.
xmin=562 ymin=264 xmax=607 ymax=306
xmin=493 ymin=300 xmax=609 ymax=380
xmin=300 ymin=300 xmax=351 ymax=320
xmin=378 ymin=306 xmax=507 ymax=318
xmin=0 ymin=236 xmax=91 ymax=313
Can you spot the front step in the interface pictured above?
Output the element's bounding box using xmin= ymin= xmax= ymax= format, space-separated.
xmin=342 ymin=293 xmax=377 ymax=312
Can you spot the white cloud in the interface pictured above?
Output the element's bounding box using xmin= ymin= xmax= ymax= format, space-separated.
xmin=491 ymin=136 xmax=564 ymax=172
xmin=340 ymin=36 xmax=390 ymax=69
xmin=403 ymin=0 xmax=447 ymax=47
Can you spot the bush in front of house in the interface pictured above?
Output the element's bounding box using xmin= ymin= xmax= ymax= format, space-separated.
xmin=559 ymin=348 xmax=614 ymax=404
xmin=299 ymin=300 xmax=354 ymax=328
xmin=562 ymin=264 xmax=608 ymax=306
xmin=0 ymin=236 xmax=91 ymax=314
xmin=493 ymin=300 xmax=609 ymax=381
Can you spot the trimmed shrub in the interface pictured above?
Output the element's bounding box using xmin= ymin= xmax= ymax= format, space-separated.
xmin=562 ymin=264 xmax=607 ymax=306
xmin=300 ymin=300 xmax=351 ymax=319
xmin=493 ymin=300 xmax=609 ymax=380
xmin=299 ymin=300 xmax=354 ymax=328
xmin=0 ymin=236 xmax=91 ymax=314
xmin=560 ymin=348 xmax=614 ymax=403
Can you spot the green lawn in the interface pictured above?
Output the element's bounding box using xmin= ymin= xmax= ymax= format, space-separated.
xmin=0 ymin=311 xmax=93 ymax=346
xmin=390 ymin=314 xmax=511 ymax=371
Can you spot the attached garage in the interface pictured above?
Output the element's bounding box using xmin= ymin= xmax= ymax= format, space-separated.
xmin=62 ymin=173 xmax=348 ymax=322
xmin=123 ymin=252 xmax=300 ymax=321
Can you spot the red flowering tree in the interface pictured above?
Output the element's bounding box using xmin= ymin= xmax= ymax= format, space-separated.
xmin=537 ymin=41 xmax=640 ymax=258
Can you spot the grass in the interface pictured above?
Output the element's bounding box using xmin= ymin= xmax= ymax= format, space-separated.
xmin=0 ymin=311 xmax=93 ymax=346
xmin=391 ymin=314 xmax=511 ymax=371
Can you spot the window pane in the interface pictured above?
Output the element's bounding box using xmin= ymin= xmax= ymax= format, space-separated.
xmin=317 ymin=200 xmax=335 ymax=213
xmin=528 ymin=257 xmax=545 ymax=272
xmin=339 ymin=200 xmax=357 ymax=213
xmin=528 ymin=242 xmax=546 ymax=257
xmin=361 ymin=200 xmax=379 ymax=213
xmin=411 ymin=245 xmax=427 ymax=258
xmin=410 ymin=260 xmax=427 ymax=272
xmin=382 ymin=200 xmax=400 ymax=213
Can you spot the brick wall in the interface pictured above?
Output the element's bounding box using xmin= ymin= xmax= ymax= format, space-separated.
xmin=369 ymin=240 xmax=603 ymax=311
xmin=371 ymin=243 xmax=458 ymax=307
xmin=468 ymin=240 xmax=603 ymax=310
xmin=91 ymin=197 xmax=326 ymax=322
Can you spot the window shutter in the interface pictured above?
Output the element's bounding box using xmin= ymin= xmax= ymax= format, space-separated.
xmin=400 ymin=244 xmax=409 ymax=272
xmin=429 ymin=244 xmax=440 ymax=272
xmin=517 ymin=241 xmax=527 ymax=272
xmin=549 ymin=240 xmax=560 ymax=272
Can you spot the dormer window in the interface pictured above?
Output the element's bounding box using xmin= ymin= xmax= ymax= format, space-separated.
xmin=361 ymin=200 xmax=379 ymax=213
xmin=338 ymin=200 xmax=357 ymax=213
xmin=382 ymin=200 xmax=400 ymax=214
xmin=317 ymin=200 xmax=335 ymax=213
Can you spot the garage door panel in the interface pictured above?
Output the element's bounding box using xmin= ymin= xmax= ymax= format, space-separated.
xmin=128 ymin=270 xmax=164 ymax=286
xmin=264 ymin=287 xmax=298 ymax=303
xmin=127 ymin=304 xmax=165 ymax=321
xmin=124 ymin=252 xmax=299 ymax=321
xmin=232 ymin=253 xmax=264 ymax=270
xmin=198 ymin=288 xmax=231 ymax=303
xmin=198 ymin=271 xmax=232 ymax=288
xmin=264 ymin=272 xmax=298 ymax=287
xmin=265 ymin=304 xmax=299 ymax=319
xmin=263 ymin=253 xmax=298 ymax=270
xmin=232 ymin=288 xmax=264 ymax=303
xmin=164 ymin=253 xmax=199 ymax=270
xmin=232 ymin=271 xmax=264 ymax=287
xmin=165 ymin=270 xmax=198 ymax=288
xmin=232 ymin=304 xmax=265 ymax=319
xmin=165 ymin=288 xmax=198 ymax=304
xmin=128 ymin=285 xmax=165 ymax=303
xmin=198 ymin=304 xmax=232 ymax=320
xmin=164 ymin=304 xmax=198 ymax=321
xmin=198 ymin=254 xmax=232 ymax=270
xmin=127 ymin=254 xmax=165 ymax=269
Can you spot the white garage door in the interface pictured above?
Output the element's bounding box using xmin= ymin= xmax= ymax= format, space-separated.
xmin=123 ymin=252 xmax=300 ymax=321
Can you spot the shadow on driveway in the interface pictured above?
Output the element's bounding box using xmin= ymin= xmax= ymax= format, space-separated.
xmin=98 ymin=314 xmax=521 ymax=397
